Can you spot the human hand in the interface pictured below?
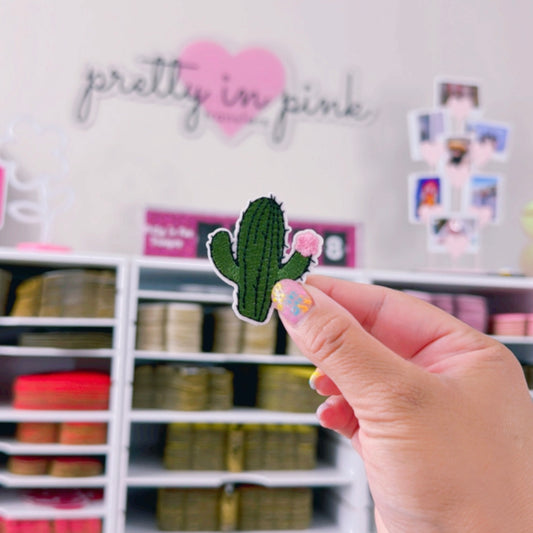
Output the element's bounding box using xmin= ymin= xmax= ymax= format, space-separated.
xmin=272 ymin=276 xmax=533 ymax=533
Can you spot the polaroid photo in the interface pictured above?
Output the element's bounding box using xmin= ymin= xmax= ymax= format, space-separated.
xmin=466 ymin=120 xmax=511 ymax=164
xmin=445 ymin=137 xmax=471 ymax=165
xmin=434 ymin=76 xmax=482 ymax=122
xmin=443 ymin=136 xmax=472 ymax=188
xmin=407 ymin=108 xmax=449 ymax=164
xmin=427 ymin=214 xmax=480 ymax=255
xmin=463 ymin=174 xmax=502 ymax=226
xmin=408 ymin=173 xmax=449 ymax=224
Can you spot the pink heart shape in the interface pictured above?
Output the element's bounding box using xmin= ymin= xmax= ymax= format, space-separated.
xmin=179 ymin=41 xmax=285 ymax=137
xmin=419 ymin=141 xmax=445 ymax=168
xmin=444 ymin=233 xmax=469 ymax=259
xmin=446 ymin=96 xmax=474 ymax=121
xmin=444 ymin=162 xmax=471 ymax=189
xmin=470 ymin=140 xmax=495 ymax=168
xmin=469 ymin=205 xmax=493 ymax=227
xmin=418 ymin=204 xmax=444 ymax=223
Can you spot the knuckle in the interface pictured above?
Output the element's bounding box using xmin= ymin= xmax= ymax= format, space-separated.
xmin=366 ymin=370 xmax=430 ymax=416
xmin=480 ymin=344 xmax=525 ymax=382
xmin=306 ymin=313 xmax=354 ymax=365
xmin=486 ymin=344 xmax=516 ymax=366
xmin=387 ymin=378 xmax=428 ymax=411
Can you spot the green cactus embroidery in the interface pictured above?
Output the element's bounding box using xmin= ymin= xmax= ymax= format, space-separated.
xmin=207 ymin=195 xmax=323 ymax=324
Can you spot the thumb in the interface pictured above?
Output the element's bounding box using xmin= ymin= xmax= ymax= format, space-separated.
xmin=272 ymin=279 xmax=428 ymax=412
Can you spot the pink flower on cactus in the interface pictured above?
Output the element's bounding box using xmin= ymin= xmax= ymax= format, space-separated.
xmin=293 ymin=230 xmax=323 ymax=258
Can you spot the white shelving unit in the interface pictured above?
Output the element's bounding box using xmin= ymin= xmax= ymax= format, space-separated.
xmin=117 ymin=257 xmax=372 ymax=533
xmin=0 ymin=248 xmax=128 ymax=533
xmin=4 ymin=249 xmax=531 ymax=533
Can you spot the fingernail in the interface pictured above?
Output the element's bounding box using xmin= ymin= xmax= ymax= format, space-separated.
xmin=271 ymin=279 xmax=314 ymax=326
xmin=316 ymin=399 xmax=332 ymax=420
xmin=309 ymin=368 xmax=323 ymax=390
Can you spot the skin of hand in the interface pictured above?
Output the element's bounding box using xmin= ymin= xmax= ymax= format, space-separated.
xmin=271 ymin=275 xmax=533 ymax=533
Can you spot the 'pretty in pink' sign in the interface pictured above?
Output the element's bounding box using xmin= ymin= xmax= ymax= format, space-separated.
xmin=75 ymin=40 xmax=375 ymax=147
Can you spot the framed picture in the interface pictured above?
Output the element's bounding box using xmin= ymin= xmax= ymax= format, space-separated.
xmin=435 ymin=77 xmax=481 ymax=121
xmin=408 ymin=174 xmax=448 ymax=224
xmin=407 ymin=108 xmax=449 ymax=164
xmin=427 ymin=215 xmax=480 ymax=255
xmin=467 ymin=120 xmax=511 ymax=164
xmin=463 ymin=174 xmax=502 ymax=225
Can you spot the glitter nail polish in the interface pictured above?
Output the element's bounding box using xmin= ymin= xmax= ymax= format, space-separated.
xmin=271 ymin=279 xmax=314 ymax=325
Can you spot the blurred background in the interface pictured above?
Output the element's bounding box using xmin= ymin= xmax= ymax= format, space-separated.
xmin=0 ymin=0 xmax=530 ymax=271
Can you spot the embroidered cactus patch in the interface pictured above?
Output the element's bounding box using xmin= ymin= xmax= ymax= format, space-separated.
xmin=206 ymin=195 xmax=323 ymax=325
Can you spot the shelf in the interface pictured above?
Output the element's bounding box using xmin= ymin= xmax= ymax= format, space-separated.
xmin=0 ymin=317 xmax=116 ymax=328
xmin=368 ymin=269 xmax=533 ymax=291
xmin=133 ymin=350 xmax=311 ymax=365
xmin=0 ymin=470 xmax=108 ymax=488
xmin=133 ymin=255 xmax=363 ymax=281
xmin=129 ymin=408 xmax=319 ymax=425
xmin=125 ymin=509 xmax=335 ymax=533
xmin=0 ymin=492 xmax=105 ymax=519
xmin=0 ymin=406 xmax=112 ymax=422
xmin=134 ymin=257 xmax=216 ymax=273
xmin=493 ymin=335 xmax=533 ymax=345
xmin=0 ymin=438 xmax=109 ymax=455
xmin=0 ymin=346 xmax=115 ymax=358
xmin=127 ymin=459 xmax=352 ymax=488
xmin=0 ymin=247 xmax=126 ymax=269
xmin=137 ymin=289 xmax=233 ymax=305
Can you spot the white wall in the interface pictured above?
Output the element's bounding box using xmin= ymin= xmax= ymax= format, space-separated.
xmin=0 ymin=0 xmax=531 ymax=271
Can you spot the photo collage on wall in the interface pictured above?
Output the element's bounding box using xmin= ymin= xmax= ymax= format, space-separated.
xmin=407 ymin=77 xmax=510 ymax=260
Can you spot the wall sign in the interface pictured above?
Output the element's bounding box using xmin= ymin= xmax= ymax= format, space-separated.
xmin=74 ymin=40 xmax=376 ymax=147
xmin=144 ymin=207 xmax=360 ymax=268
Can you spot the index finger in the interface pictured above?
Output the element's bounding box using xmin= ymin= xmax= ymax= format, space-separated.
xmin=305 ymin=275 xmax=489 ymax=362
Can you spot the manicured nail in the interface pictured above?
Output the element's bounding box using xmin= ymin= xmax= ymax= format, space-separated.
xmin=309 ymin=368 xmax=324 ymax=390
xmin=271 ymin=279 xmax=314 ymax=326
